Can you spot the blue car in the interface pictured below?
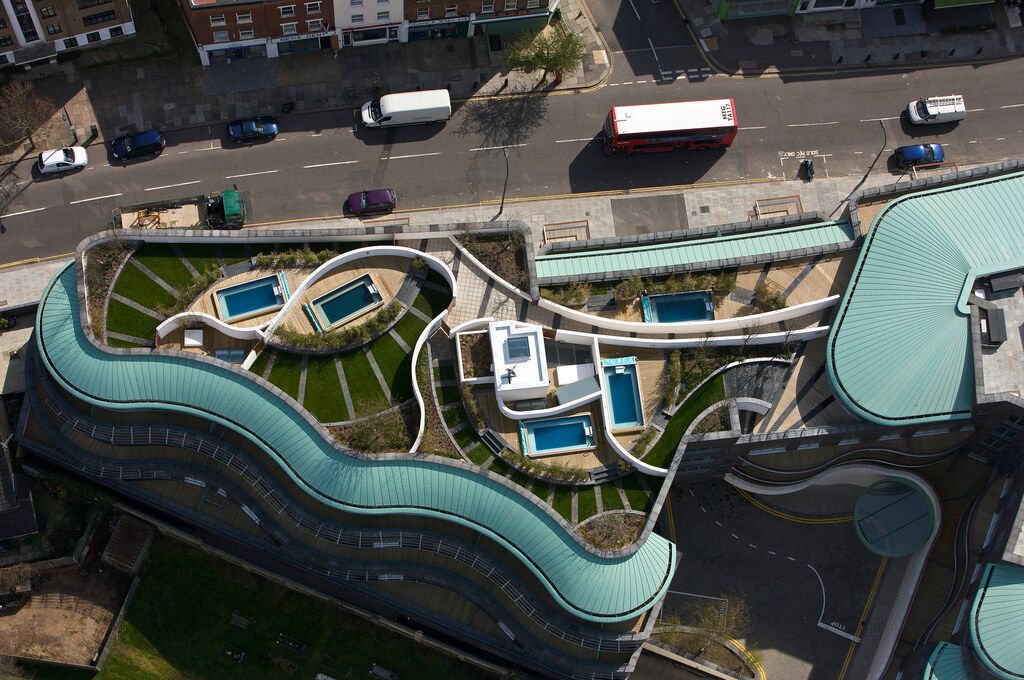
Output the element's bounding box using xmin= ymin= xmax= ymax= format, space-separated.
xmin=111 ymin=129 xmax=166 ymax=161
xmin=893 ymin=143 xmax=945 ymax=169
xmin=227 ymin=116 xmax=279 ymax=143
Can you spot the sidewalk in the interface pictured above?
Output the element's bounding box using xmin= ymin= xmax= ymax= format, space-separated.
xmin=676 ymin=0 xmax=1024 ymax=75
xmin=0 ymin=0 xmax=607 ymax=165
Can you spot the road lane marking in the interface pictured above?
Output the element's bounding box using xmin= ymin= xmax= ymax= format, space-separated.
xmin=787 ymin=556 xmax=797 ymax=561
xmin=859 ymin=116 xmax=900 ymax=122
xmin=699 ymin=505 xmax=707 ymax=513
xmin=69 ymin=193 xmax=122 ymax=204
xmin=384 ymin=152 xmax=442 ymax=160
xmin=808 ymin=563 xmax=826 ymax=623
xmin=609 ymin=83 xmax=620 ymax=86
xmin=303 ymin=161 xmax=359 ymax=168
xmin=788 ymin=121 xmax=839 ymax=127
xmin=969 ymin=140 xmax=979 ymax=144
xmin=555 ymin=138 xmax=594 ymax=143
xmin=748 ymin=543 xmax=757 ymax=548
xmin=854 ymin=151 xmax=865 ymax=154
xmin=967 ymin=108 xmax=985 ymax=112
xmin=1 ymin=207 xmax=47 ymax=218
xmin=177 ymin=151 xmax=189 ymax=155
xmin=1000 ymin=103 xmax=1024 ymax=109
xmin=997 ymin=137 xmax=1006 ymax=141
xmin=635 ymin=80 xmax=649 ymax=84
xmin=730 ymin=532 xmax=739 ymax=539
xmin=620 ymin=81 xmax=634 ymax=85
xmin=714 ymin=520 xmax=722 ymax=526
xmin=768 ymin=551 xmax=776 ymax=555
xmin=667 ymin=590 xmax=726 ymax=601
xmin=470 ymin=143 xmax=528 ymax=151
xmin=739 ymin=125 xmax=768 ymax=130
xmin=626 ymin=0 xmax=642 ymax=20
xmin=196 ymin=145 xmax=220 ymax=152
xmin=225 ymin=170 xmax=279 ymax=179
xmin=145 ymin=180 xmax=202 ymax=192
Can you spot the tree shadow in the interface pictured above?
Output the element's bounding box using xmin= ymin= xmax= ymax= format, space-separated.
xmin=452 ymin=88 xmax=550 ymax=149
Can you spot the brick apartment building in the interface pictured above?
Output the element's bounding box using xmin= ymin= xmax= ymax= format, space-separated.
xmin=177 ymin=0 xmax=556 ymax=63
xmin=0 ymin=0 xmax=135 ymax=68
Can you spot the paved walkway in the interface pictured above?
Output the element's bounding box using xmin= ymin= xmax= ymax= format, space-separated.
xmin=675 ymin=0 xmax=1024 ymax=75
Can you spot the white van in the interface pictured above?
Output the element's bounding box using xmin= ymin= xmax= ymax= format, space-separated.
xmin=360 ymin=89 xmax=452 ymax=128
xmin=906 ymin=95 xmax=966 ymax=125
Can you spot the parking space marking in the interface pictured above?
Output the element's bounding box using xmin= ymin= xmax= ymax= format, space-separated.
xmin=1000 ymin=103 xmax=1024 ymax=109
xmin=555 ymin=138 xmax=595 ymax=144
xmin=699 ymin=505 xmax=707 ymax=513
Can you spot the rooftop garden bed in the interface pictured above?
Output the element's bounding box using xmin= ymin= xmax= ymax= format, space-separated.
xmin=330 ymin=400 xmax=417 ymax=453
xmin=643 ymin=375 xmax=725 ymax=469
xmin=579 ymin=512 xmax=645 ymax=550
xmin=457 ymin=230 xmax=529 ymax=292
xmin=612 ymin=270 xmax=737 ymax=305
xmin=458 ymin=333 xmax=493 ymax=379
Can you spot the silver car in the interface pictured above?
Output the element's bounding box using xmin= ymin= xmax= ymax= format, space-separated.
xmin=37 ymin=147 xmax=88 ymax=174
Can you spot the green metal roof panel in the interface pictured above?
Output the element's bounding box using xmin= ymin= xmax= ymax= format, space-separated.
xmin=827 ymin=171 xmax=1024 ymax=425
xmin=924 ymin=642 xmax=970 ymax=680
xmin=36 ymin=264 xmax=675 ymax=623
xmin=534 ymin=221 xmax=856 ymax=280
xmin=969 ymin=563 xmax=1024 ymax=680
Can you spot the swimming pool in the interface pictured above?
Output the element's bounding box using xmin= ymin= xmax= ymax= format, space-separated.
xmin=310 ymin=274 xmax=382 ymax=331
xmin=642 ymin=291 xmax=715 ymax=323
xmin=214 ymin=273 xmax=287 ymax=322
xmin=520 ymin=414 xmax=595 ymax=457
xmin=603 ymin=357 xmax=644 ymax=430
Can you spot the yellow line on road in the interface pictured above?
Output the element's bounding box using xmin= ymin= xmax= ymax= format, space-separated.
xmin=836 ymin=557 xmax=888 ymax=680
xmin=736 ymin=488 xmax=852 ymax=525
xmin=728 ymin=636 xmax=766 ymax=680
xmin=665 ymin=493 xmax=677 ymax=540
xmin=0 ymin=251 xmax=74 ymax=271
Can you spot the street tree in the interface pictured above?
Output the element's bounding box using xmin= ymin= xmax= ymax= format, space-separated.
xmin=504 ymin=24 xmax=587 ymax=85
xmin=687 ymin=592 xmax=750 ymax=656
xmin=0 ymin=81 xmax=55 ymax=149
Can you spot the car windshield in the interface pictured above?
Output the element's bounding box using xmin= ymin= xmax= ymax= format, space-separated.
xmin=244 ymin=121 xmax=256 ymax=135
xmin=62 ymin=149 xmax=74 ymax=162
xmin=924 ymin=147 xmax=935 ymax=162
xmin=360 ymin=192 xmax=370 ymax=208
xmin=915 ymin=100 xmax=931 ymax=119
xmin=122 ymin=137 xmax=134 ymax=152
xmin=370 ymin=99 xmax=383 ymax=121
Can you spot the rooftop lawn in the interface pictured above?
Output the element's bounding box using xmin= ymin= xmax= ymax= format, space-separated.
xmin=248 ymin=350 xmax=272 ymax=378
xmin=370 ymin=333 xmax=414 ymax=403
xmin=577 ymin=486 xmax=598 ymax=522
xmin=341 ymin=350 xmax=386 ymax=417
xmin=267 ymin=352 xmax=303 ymax=400
xmin=106 ymin=299 xmax=160 ymax=342
xmin=132 ymin=242 xmax=195 ymax=290
xmin=620 ymin=474 xmax=653 ymax=513
xmin=465 ymin=444 xmax=491 ymax=466
xmin=643 ymin=375 xmax=726 ymax=470
xmin=175 ymin=243 xmax=222 ymax=275
xmin=413 ymin=288 xmax=452 ymax=319
xmin=111 ymin=261 xmax=176 ymax=311
xmin=392 ymin=312 xmax=428 ymax=349
xmin=551 ymin=486 xmax=573 ymax=522
xmin=217 ymin=244 xmax=250 ymax=266
xmin=303 ymin=355 xmax=349 ymax=422
xmin=598 ymin=482 xmax=625 ymax=512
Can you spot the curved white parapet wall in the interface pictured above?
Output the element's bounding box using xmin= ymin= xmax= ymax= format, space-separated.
xmin=156 ymin=311 xmax=267 ymax=342
xmin=411 ymin=310 xmax=451 ymax=453
xmin=726 ymin=465 xmax=941 ymax=680
xmin=448 ymin=236 xmax=533 ymax=302
xmin=555 ymin=326 xmax=829 ymax=349
xmin=495 ymin=389 xmax=603 ymax=422
xmin=539 ymin=294 xmax=839 ymax=337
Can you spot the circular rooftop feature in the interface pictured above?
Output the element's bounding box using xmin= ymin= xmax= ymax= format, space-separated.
xmin=853 ymin=479 xmax=934 ymax=558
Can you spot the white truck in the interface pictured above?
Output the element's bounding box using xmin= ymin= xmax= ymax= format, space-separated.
xmin=360 ymin=89 xmax=452 ymax=128
xmin=907 ymin=95 xmax=966 ymax=125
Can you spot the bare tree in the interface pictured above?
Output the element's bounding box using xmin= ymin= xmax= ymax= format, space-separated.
xmin=0 ymin=81 xmax=56 ymax=149
xmin=687 ymin=593 xmax=750 ymax=656
xmin=0 ymin=563 xmax=33 ymax=594
xmin=0 ymin=655 xmax=27 ymax=679
xmin=503 ymin=25 xmax=587 ymax=85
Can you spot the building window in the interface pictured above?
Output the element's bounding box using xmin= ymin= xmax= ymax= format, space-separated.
xmin=378 ymin=0 xmax=389 ymax=4
xmin=109 ymin=24 xmax=123 ymax=36
xmin=350 ymin=13 xmax=363 ymax=23
xmin=375 ymin=10 xmax=388 ymax=20
xmin=503 ymin=0 xmax=515 ymax=9
xmin=86 ymin=30 xmax=101 ymax=42
xmin=280 ymin=21 xmax=297 ymax=33
xmin=305 ymin=1 xmax=321 ymax=12
xmin=63 ymin=36 xmax=78 ymax=48
xmin=0 ymin=17 xmax=6 ymax=28
xmin=46 ymin=22 xmax=61 ymax=34
xmin=307 ymin=18 xmax=323 ymax=30
xmin=279 ymin=5 xmax=295 ymax=17
xmin=83 ymin=10 xmax=116 ymax=25
xmin=39 ymin=6 xmax=56 ymax=18
xmin=350 ymin=0 xmax=362 ymax=6
xmin=212 ymin=30 xmax=229 ymax=41
xmin=209 ymin=14 xmax=226 ymax=25
xmin=526 ymin=0 xmax=538 ymax=7
xmin=445 ymin=4 xmax=456 ymax=15
xmin=0 ymin=54 xmax=7 ymax=64
xmin=76 ymin=0 xmax=111 ymax=8
xmin=416 ymin=7 xmax=428 ymax=18
xmin=236 ymin=11 xmax=252 ymax=22
xmin=0 ymin=35 xmax=13 ymax=47
xmin=480 ymin=1 xmax=493 ymax=11
xmin=239 ymin=28 xmax=255 ymax=38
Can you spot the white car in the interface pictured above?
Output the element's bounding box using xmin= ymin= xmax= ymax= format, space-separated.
xmin=37 ymin=147 xmax=88 ymax=174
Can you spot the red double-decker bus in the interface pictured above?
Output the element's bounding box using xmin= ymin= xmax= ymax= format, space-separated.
xmin=603 ymin=99 xmax=737 ymax=156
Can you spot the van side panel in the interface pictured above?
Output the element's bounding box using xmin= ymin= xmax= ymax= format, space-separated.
xmin=373 ymin=89 xmax=452 ymax=127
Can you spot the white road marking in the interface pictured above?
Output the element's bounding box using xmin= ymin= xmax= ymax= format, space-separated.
xmin=555 ymin=138 xmax=593 ymax=144
xmin=859 ymin=116 xmax=900 ymax=122
xmin=70 ymin=193 xmax=122 ymax=204
xmin=967 ymin=108 xmax=985 ymax=112
xmin=730 ymin=532 xmax=739 ymax=539
xmin=854 ymin=151 xmax=865 ymax=155
xmin=748 ymin=543 xmax=757 ymax=549
xmin=311 ymin=132 xmax=323 ymax=137
xmin=303 ymin=160 xmax=359 ymax=168
xmin=787 ymin=556 xmax=797 ymax=562
xmin=145 ymin=180 xmax=201 ymax=192
xmin=177 ymin=151 xmax=189 ymax=155
xmin=1 ymin=207 xmax=46 ymax=218
xmin=818 ymin=621 xmax=862 ymax=642
xmin=626 ymin=0 xmax=642 ymax=20
xmin=739 ymin=125 xmax=768 ymax=130
xmin=788 ymin=121 xmax=839 ymax=127
xmin=470 ymin=143 xmax=528 ymax=151
xmin=196 ymin=145 xmax=220 ymax=152
xmin=808 ymin=563 xmax=826 ymax=624
xmin=667 ymin=590 xmax=727 ymax=601
xmin=969 ymin=140 xmax=979 ymax=144
xmin=384 ymin=152 xmax=442 ymax=160
xmin=1000 ymin=103 xmax=1024 ymax=109
xmin=609 ymin=83 xmax=620 ymax=86
xmin=997 ymin=137 xmax=1006 ymax=141
xmin=225 ymin=170 xmax=279 ymax=179
xmin=768 ymin=551 xmax=776 ymax=555
xmin=620 ymin=81 xmax=634 ymax=85
xmin=714 ymin=520 xmax=722 ymax=526
xmin=688 ymin=489 xmax=694 ymax=497
xmin=699 ymin=505 xmax=707 ymax=513
xmin=635 ymin=80 xmax=649 ymax=84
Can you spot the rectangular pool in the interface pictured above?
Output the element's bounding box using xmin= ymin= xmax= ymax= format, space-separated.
xmin=214 ymin=273 xmax=286 ymax=322
xmin=603 ymin=358 xmax=644 ymax=430
xmin=310 ymin=274 xmax=382 ymax=331
xmin=520 ymin=414 xmax=595 ymax=457
xmin=643 ymin=291 xmax=715 ymax=323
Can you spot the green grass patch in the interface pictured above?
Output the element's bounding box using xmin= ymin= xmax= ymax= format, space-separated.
xmin=217 ymin=244 xmax=250 ymax=266
xmin=302 ymin=356 xmax=349 ymax=422
xmin=577 ymin=486 xmax=598 ymax=522
xmin=105 ymin=337 xmax=147 ymax=349
xmin=509 ymin=469 xmax=530 ymax=488
xmin=88 ymin=536 xmax=487 ymax=680
xmin=392 ymin=312 xmax=428 ymax=349
xmin=176 ymin=243 xmax=222 ymax=275
xmin=443 ymin=407 xmax=468 ymax=429
xmin=112 ymin=262 xmax=176 ymax=310
xmin=425 ymin=268 xmax=450 ymax=291
xmin=267 ymin=351 xmax=303 ymax=399
xmin=488 ymin=457 xmax=513 ymax=477
xmin=436 ymin=363 xmax=457 ymax=382
xmin=106 ymin=299 xmax=160 ymax=342
xmin=248 ymin=350 xmax=272 ymax=378
xmin=132 ymin=242 xmax=195 ymax=290
xmin=342 ymin=350 xmax=387 ymax=417
xmin=371 ymin=334 xmax=414 ymax=402
xmin=466 ymin=444 xmax=491 ymax=465
xmin=437 ymin=384 xmax=460 ymax=405
xmin=552 ymin=486 xmax=573 ymax=521
xmin=620 ymin=474 xmax=652 ymax=513
xmin=530 ymin=480 xmax=551 ymax=502
xmin=452 ymin=424 xmax=477 ymax=449
xmin=413 ymin=287 xmax=452 ymax=318
xmin=644 ymin=375 xmax=726 ymax=469
xmin=599 ymin=483 xmax=625 ymax=511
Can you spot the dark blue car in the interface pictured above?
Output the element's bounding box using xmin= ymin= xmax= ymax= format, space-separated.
xmin=893 ymin=143 xmax=945 ymax=169
xmin=227 ymin=116 xmax=279 ymax=143
xmin=110 ymin=129 xmax=166 ymax=161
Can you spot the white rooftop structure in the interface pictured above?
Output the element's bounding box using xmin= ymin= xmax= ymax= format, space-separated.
xmin=489 ymin=321 xmax=549 ymax=402
xmin=610 ymin=99 xmax=735 ymax=136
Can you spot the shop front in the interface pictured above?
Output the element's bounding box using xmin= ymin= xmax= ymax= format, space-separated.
xmin=200 ymin=36 xmax=270 ymax=66
xmin=470 ymin=3 xmax=557 ymax=35
xmin=407 ymin=16 xmax=470 ymax=41
xmin=273 ymin=30 xmax=335 ymax=56
xmin=341 ymin=23 xmax=402 ymax=46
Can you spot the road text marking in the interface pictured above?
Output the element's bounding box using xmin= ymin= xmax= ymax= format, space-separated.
xmin=145 ymin=180 xmax=202 ymax=192
xmin=70 ymin=193 xmax=122 ymax=204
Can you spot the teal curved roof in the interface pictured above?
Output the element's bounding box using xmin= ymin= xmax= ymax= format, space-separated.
xmin=36 ymin=263 xmax=675 ymax=623
xmin=969 ymin=563 xmax=1024 ymax=680
xmin=535 ymin=220 xmax=856 ymax=282
xmin=853 ymin=479 xmax=934 ymax=558
xmin=827 ymin=172 xmax=1024 ymax=425
xmin=924 ymin=642 xmax=969 ymax=680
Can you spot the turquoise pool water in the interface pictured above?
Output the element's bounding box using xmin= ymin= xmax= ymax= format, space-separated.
xmin=311 ymin=274 xmax=382 ymax=330
xmin=603 ymin=360 xmax=643 ymax=429
xmin=643 ymin=291 xmax=715 ymax=323
xmin=215 ymin=274 xmax=285 ymax=321
xmin=521 ymin=415 xmax=595 ymax=457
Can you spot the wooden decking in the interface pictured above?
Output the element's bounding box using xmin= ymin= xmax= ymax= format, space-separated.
xmin=155 ymin=325 xmax=257 ymax=357
xmin=187 ymin=267 xmax=312 ymax=329
xmin=599 ymin=346 xmax=667 ymax=449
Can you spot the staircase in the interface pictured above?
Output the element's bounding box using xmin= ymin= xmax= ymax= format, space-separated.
xmin=590 ymin=464 xmax=619 ymax=484
xmin=481 ymin=428 xmax=509 ymax=456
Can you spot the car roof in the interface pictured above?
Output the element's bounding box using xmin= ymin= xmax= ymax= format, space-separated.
xmin=39 ymin=149 xmax=68 ymax=165
xmin=132 ymin=129 xmax=163 ymax=144
xmin=365 ymin=188 xmax=394 ymax=202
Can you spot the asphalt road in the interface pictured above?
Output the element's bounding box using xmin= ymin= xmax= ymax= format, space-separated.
xmin=2 ymin=57 xmax=1024 ymax=264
